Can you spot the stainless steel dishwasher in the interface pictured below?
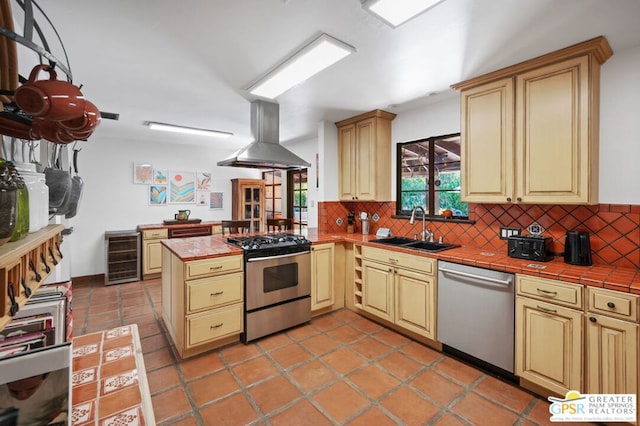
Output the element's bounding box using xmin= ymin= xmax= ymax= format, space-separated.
xmin=437 ymin=260 xmax=516 ymax=378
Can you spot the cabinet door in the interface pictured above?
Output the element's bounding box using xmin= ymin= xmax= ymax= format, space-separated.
xmin=338 ymin=124 xmax=356 ymax=201
xmin=143 ymin=240 xmax=163 ymax=276
xmin=515 ymin=297 xmax=583 ymax=395
xmin=460 ymin=77 xmax=514 ymax=203
xmin=354 ymin=117 xmax=376 ymax=201
xmin=395 ymin=268 xmax=435 ymax=339
xmin=586 ymin=313 xmax=638 ymax=395
xmin=362 ymin=259 xmax=394 ymax=321
xmin=516 ymin=56 xmax=593 ymax=204
xmin=311 ymin=243 xmax=335 ymax=311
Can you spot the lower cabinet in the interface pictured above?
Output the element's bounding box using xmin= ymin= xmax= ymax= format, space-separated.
xmin=359 ymin=246 xmax=436 ymax=339
xmin=161 ymin=247 xmax=244 ymax=358
xmin=311 ymin=243 xmax=335 ymax=311
xmin=142 ymin=228 xmax=168 ymax=279
xmin=585 ymin=287 xmax=639 ymax=398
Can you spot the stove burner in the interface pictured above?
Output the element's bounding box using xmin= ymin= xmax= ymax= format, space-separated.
xmin=227 ymin=233 xmax=310 ymax=251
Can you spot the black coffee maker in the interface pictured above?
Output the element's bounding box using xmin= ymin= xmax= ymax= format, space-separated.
xmin=564 ymin=231 xmax=592 ymax=266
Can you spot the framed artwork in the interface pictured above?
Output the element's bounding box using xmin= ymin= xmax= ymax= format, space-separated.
xmin=169 ymin=171 xmax=195 ymax=204
xmin=196 ymin=190 xmax=209 ymax=206
xmin=209 ymin=192 xmax=223 ymax=209
xmin=133 ymin=163 xmax=153 ymax=184
xmin=153 ymin=169 xmax=168 ymax=185
xmin=149 ymin=185 xmax=167 ymax=205
xmin=196 ymin=172 xmax=211 ymax=190
xmin=0 ymin=343 xmax=72 ymax=426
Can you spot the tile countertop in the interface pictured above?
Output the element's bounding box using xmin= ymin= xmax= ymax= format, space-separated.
xmin=137 ymin=220 xmax=221 ymax=231
xmin=159 ymin=229 xmax=640 ymax=295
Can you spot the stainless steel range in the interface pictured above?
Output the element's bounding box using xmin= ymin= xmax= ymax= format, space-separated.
xmin=227 ymin=233 xmax=311 ymax=343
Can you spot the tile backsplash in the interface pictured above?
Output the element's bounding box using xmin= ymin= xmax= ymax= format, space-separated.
xmin=318 ymin=201 xmax=640 ymax=269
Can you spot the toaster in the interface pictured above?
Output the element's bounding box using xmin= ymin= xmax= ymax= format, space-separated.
xmin=507 ymin=235 xmax=554 ymax=262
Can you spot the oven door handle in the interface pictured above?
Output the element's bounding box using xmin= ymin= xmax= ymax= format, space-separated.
xmin=247 ymin=250 xmax=311 ymax=262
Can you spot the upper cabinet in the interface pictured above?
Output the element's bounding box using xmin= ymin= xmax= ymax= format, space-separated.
xmin=336 ymin=110 xmax=396 ymax=201
xmin=452 ymin=36 xmax=613 ymax=205
xmin=231 ymin=179 xmax=265 ymax=233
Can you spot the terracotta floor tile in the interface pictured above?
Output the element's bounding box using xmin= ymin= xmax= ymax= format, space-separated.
xmin=321 ymin=347 xmax=368 ymax=375
xmin=270 ymin=342 xmax=313 ymax=369
xmin=248 ymin=375 xmax=302 ymax=415
xmin=256 ymin=332 xmax=294 ymax=352
xmin=348 ymin=365 xmax=400 ymax=399
xmin=327 ymin=324 xmax=364 ymax=343
xmin=198 ymin=393 xmax=259 ymax=425
xmin=157 ymin=413 xmax=199 ymax=426
xmin=372 ymin=328 xmax=411 ymax=347
xmin=136 ymin=320 xmax=163 ymax=338
xmin=451 ymin=392 xmax=519 ymax=425
xmin=473 ymin=375 xmax=535 ymax=413
xmin=312 ymin=314 xmax=344 ymax=331
xmin=178 ymin=351 xmax=224 ymax=381
xmin=231 ymin=355 xmax=279 ymax=386
xmin=143 ymin=347 xmax=175 ymax=372
xmin=219 ymin=342 xmax=261 ymax=364
xmin=346 ymin=406 xmax=397 ymax=426
xmin=312 ymin=381 xmax=370 ymax=423
xmin=289 ymin=360 xmax=337 ymax=392
xmin=380 ymin=386 xmax=440 ymax=425
xmin=300 ymin=333 xmax=341 ymax=355
xmin=147 ymin=365 xmax=181 ymax=394
xmin=140 ymin=333 xmax=169 ymax=354
xmin=187 ymin=369 xmax=240 ymax=406
xmin=269 ymin=399 xmax=333 ymax=426
xmin=434 ymin=357 xmax=484 ymax=385
xmin=432 ymin=413 xmax=468 ymax=426
xmin=400 ymin=341 xmax=443 ymax=365
xmin=350 ymin=317 xmax=384 ymax=333
xmin=286 ymin=323 xmax=321 ymax=341
xmin=88 ymin=302 xmax=121 ymax=314
xmin=331 ymin=309 xmax=362 ymax=323
xmin=410 ymin=370 xmax=464 ymax=406
xmin=350 ymin=336 xmax=393 ymax=360
xmin=378 ymin=352 xmax=423 ymax=380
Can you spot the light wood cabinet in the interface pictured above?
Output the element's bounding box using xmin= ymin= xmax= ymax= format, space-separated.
xmin=161 ymin=248 xmax=244 ymax=358
xmin=585 ymin=287 xmax=639 ymax=398
xmin=359 ymin=245 xmax=436 ymax=339
xmin=335 ymin=110 xmax=396 ymax=201
xmin=311 ymin=243 xmax=335 ymax=311
xmin=142 ymin=228 xmax=168 ymax=279
xmin=231 ymin=178 xmax=265 ymax=233
xmin=453 ymin=36 xmax=612 ymax=205
xmin=515 ymin=275 xmax=583 ymax=396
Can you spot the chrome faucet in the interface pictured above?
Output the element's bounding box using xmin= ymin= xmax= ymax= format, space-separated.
xmin=409 ymin=206 xmax=433 ymax=242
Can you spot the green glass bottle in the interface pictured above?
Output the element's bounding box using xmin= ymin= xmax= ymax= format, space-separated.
xmin=0 ymin=160 xmax=18 ymax=247
xmin=8 ymin=162 xmax=30 ymax=242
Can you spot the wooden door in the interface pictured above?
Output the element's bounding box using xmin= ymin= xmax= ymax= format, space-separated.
xmin=311 ymin=243 xmax=335 ymax=311
xmin=362 ymin=259 xmax=394 ymax=321
xmin=395 ymin=268 xmax=435 ymax=339
xmin=354 ymin=117 xmax=376 ymax=201
xmin=338 ymin=124 xmax=356 ymax=201
xmin=515 ymin=297 xmax=583 ymax=395
xmin=460 ymin=77 xmax=514 ymax=203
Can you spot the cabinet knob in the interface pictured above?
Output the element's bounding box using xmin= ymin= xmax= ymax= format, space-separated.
xmin=506 ymin=197 xmax=512 ymax=202
xmin=516 ymin=197 xmax=522 ymax=202
xmin=607 ymin=302 xmax=615 ymax=309
xmin=589 ymin=316 xmax=597 ymax=323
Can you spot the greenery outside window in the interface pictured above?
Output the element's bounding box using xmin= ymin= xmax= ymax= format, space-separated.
xmin=287 ymin=169 xmax=308 ymax=232
xmin=396 ymin=133 xmax=468 ymax=219
xmin=262 ymin=170 xmax=282 ymax=219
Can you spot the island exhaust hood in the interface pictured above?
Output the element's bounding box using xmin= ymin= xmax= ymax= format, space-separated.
xmin=217 ymin=100 xmax=311 ymax=169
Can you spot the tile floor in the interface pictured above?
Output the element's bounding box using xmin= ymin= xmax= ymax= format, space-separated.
xmin=72 ymin=277 xmax=595 ymax=426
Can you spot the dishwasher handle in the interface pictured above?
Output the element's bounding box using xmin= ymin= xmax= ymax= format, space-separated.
xmin=439 ymin=266 xmax=513 ymax=287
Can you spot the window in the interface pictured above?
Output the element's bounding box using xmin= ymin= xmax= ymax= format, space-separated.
xmin=396 ymin=133 xmax=468 ymax=219
xmin=262 ymin=170 xmax=282 ymax=219
xmin=287 ymin=169 xmax=308 ymax=232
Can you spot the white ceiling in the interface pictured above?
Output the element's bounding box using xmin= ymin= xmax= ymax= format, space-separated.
xmin=21 ymin=0 xmax=640 ymax=150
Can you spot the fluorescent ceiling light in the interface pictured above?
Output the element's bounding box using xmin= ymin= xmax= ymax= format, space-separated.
xmin=248 ymin=33 xmax=355 ymax=99
xmin=146 ymin=122 xmax=233 ymax=138
xmin=363 ymin=0 xmax=445 ymax=27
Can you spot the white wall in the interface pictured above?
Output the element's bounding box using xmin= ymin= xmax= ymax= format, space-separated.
xmin=286 ymin=137 xmax=319 ymax=228
xmin=64 ymin=44 xmax=640 ymax=278
xmin=65 ymin=132 xmax=258 ymax=277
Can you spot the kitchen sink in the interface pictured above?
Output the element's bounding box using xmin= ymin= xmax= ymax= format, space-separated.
xmin=370 ymin=237 xmax=459 ymax=252
xmin=369 ymin=237 xmax=416 ymax=246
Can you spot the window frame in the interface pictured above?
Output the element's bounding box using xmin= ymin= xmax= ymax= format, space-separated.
xmin=395 ymin=132 xmax=471 ymax=222
xmin=287 ymin=168 xmax=308 ymax=232
xmin=262 ymin=170 xmax=282 ymax=220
